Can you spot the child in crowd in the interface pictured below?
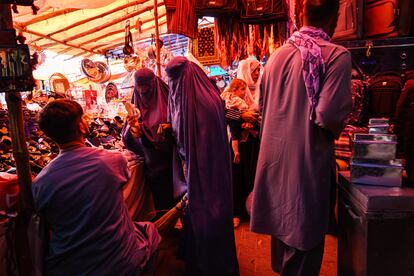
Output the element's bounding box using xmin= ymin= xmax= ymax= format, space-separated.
xmin=221 ymin=78 xmax=260 ymax=228
xmin=221 ymin=78 xmax=258 ymax=164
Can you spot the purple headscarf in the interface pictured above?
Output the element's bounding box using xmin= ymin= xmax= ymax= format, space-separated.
xmin=288 ymin=26 xmax=331 ymax=120
xmin=166 ymin=56 xmax=239 ymax=274
xmin=132 ymin=68 xmax=169 ymax=148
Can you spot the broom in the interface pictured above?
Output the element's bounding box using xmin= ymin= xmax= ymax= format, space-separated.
xmin=154 ymin=193 xmax=188 ymax=235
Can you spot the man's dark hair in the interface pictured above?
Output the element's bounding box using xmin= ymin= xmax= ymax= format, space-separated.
xmin=38 ymin=99 xmax=84 ymax=145
xmin=304 ymin=0 xmax=340 ymax=28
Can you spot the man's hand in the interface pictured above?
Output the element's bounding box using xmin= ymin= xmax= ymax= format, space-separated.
xmin=241 ymin=111 xmax=259 ymax=123
xmin=127 ymin=115 xmax=141 ymax=138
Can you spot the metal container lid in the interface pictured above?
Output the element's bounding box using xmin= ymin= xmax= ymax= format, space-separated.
xmin=353 ymin=133 xmax=397 ymax=142
xmin=351 ymin=158 xmax=404 ymax=168
xmin=368 ymin=124 xmax=389 ymax=128
xmin=369 ymin=118 xmax=390 ymax=125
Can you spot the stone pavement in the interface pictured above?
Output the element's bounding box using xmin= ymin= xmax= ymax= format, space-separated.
xmin=235 ymin=222 xmax=338 ymax=276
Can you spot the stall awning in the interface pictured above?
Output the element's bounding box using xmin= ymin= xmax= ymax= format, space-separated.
xmin=12 ymin=0 xmax=167 ymax=59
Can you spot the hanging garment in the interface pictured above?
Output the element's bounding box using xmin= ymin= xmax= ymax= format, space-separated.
xmin=240 ymin=0 xmax=288 ymax=24
xmin=166 ymin=0 xmax=198 ymax=38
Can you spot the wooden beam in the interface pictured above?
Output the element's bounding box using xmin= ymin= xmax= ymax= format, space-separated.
xmin=56 ymin=47 xmax=75 ymax=55
xmin=64 ymin=51 xmax=92 ymax=61
xmin=77 ymin=14 xmax=166 ymax=47
xmin=154 ymin=0 xmax=161 ymax=77
xmin=62 ymin=2 xmax=164 ymax=43
xmin=38 ymin=41 xmax=59 ymax=48
xmin=23 ymin=8 xmax=79 ymax=26
xmin=30 ymin=0 xmax=157 ymax=44
xmin=14 ymin=23 xmax=102 ymax=56
xmin=93 ymin=21 xmax=167 ymax=52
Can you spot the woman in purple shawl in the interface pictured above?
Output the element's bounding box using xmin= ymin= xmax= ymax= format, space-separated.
xmin=122 ymin=68 xmax=175 ymax=211
xmin=165 ymin=56 xmax=239 ymax=275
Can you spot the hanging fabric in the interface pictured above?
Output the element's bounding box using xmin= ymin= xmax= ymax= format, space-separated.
xmin=240 ymin=0 xmax=288 ymax=24
xmin=166 ymin=0 xmax=198 ymax=39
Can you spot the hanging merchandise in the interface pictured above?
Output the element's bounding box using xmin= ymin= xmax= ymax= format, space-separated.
xmin=165 ymin=0 xmax=198 ymax=38
xmin=124 ymin=56 xmax=141 ymax=72
xmin=196 ymin=0 xmax=239 ymax=16
xmin=193 ymin=25 xmax=221 ymax=65
xmin=105 ymin=82 xmax=119 ymax=103
xmin=81 ymin=59 xmax=111 ymax=84
xmin=332 ymin=0 xmax=363 ymax=41
xmin=48 ymin=73 xmax=70 ymax=94
xmin=398 ymin=0 xmax=414 ymax=36
xmin=123 ymin=20 xmax=135 ymax=56
xmin=367 ymin=72 xmax=402 ymax=118
xmin=95 ymin=62 xmax=111 ymax=83
xmin=81 ymin=59 xmax=98 ymax=80
xmin=240 ymin=0 xmax=288 ymax=24
xmin=364 ymin=0 xmax=399 ymax=38
xmin=83 ymin=85 xmax=98 ymax=109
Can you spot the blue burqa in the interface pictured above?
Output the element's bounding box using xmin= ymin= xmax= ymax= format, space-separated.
xmin=166 ymin=56 xmax=239 ymax=275
xmin=122 ymin=69 xmax=178 ymax=210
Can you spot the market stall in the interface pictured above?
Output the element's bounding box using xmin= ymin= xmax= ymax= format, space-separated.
xmin=1 ymin=0 xmax=414 ymax=275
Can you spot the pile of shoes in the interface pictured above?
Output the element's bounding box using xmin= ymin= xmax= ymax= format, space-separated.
xmin=1 ymin=101 xmax=126 ymax=174
xmin=87 ymin=116 xmax=125 ymax=150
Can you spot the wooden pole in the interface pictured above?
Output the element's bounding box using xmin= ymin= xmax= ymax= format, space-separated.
xmin=1 ymin=3 xmax=33 ymax=275
xmin=154 ymin=0 xmax=161 ymax=77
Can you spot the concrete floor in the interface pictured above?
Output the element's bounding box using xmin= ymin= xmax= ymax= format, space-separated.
xmin=235 ymin=222 xmax=337 ymax=276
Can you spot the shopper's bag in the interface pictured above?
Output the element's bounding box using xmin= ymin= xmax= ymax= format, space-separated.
xmin=367 ymin=72 xmax=402 ymax=118
xmin=364 ymin=0 xmax=399 ymax=38
xmin=240 ymin=0 xmax=288 ymax=24
xmin=332 ymin=0 xmax=364 ymax=41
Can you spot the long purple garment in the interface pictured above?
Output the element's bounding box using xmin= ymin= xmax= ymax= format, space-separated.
xmin=251 ymin=39 xmax=352 ymax=251
xmin=132 ymin=68 xmax=170 ymax=149
xmin=122 ymin=69 xmax=178 ymax=209
xmin=32 ymin=147 xmax=161 ymax=275
xmin=165 ymin=57 xmax=239 ymax=275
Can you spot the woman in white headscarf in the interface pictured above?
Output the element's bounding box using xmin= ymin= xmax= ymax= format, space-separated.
xmin=225 ymin=58 xmax=262 ymax=227
xmin=237 ymin=58 xmax=261 ymax=109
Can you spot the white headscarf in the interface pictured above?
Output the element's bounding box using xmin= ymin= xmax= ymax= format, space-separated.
xmin=236 ymin=58 xmax=261 ymax=109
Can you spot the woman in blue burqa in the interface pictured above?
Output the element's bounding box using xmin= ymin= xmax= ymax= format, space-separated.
xmin=122 ymin=68 xmax=175 ymax=211
xmin=165 ymin=56 xmax=239 ymax=275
